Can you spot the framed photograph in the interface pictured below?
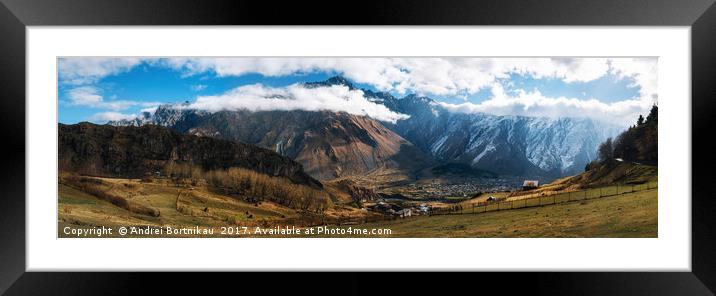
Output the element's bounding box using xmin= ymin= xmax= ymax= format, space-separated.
xmin=2 ymin=0 xmax=715 ymax=294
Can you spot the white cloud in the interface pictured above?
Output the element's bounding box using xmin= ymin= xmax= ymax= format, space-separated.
xmin=140 ymin=106 xmax=158 ymax=114
xmin=89 ymin=111 xmax=138 ymax=123
xmin=59 ymin=57 xmax=143 ymax=85
xmin=495 ymin=58 xmax=611 ymax=83
xmin=187 ymin=83 xmax=410 ymax=123
xmin=67 ymin=86 xmax=103 ymax=105
xmin=190 ymin=84 xmax=207 ymax=91
xmin=59 ymin=57 xmax=657 ymax=123
xmin=157 ymin=57 xmax=407 ymax=91
xmin=155 ymin=57 xmax=655 ymax=99
xmin=609 ymin=58 xmax=658 ymax=102
xmin=428 ymin=58 xmax=657 ymax=125
xmin=436 ymin=84 xmax=652 ymax=126
xmin=66 ymin=86 xmax=160 ymax=111
xmin=60 ymin=57 xmax=657 ymax=100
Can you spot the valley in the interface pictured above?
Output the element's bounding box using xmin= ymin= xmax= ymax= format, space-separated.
xmin=59 ymin=174 xmax=657 ymax=238
xmin=59 ymin=75 xmax=658 ymax=238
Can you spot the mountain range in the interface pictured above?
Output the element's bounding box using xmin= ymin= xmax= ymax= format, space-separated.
xmin=109 ymin=76 xmax=623 ymax=182
xmin=369 ymin=91 xmax=622 ymax=177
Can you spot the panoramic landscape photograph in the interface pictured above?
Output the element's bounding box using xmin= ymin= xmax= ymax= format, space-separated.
xmin=57 ymin=57 xmax=658 ymax=238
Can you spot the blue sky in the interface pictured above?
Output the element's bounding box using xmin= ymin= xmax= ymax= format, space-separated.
xmin=58 ymin=66 xmax=339 ymax=123
xmin=58 ymin=57 xmax=657 ymax=125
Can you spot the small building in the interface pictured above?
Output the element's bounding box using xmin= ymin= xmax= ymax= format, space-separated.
xmin=418 ymin=204 xmax=430 ymax=213
xmin=522 ymin=180 xmax=539 ymax=190
xmin=486 ymin=195 xmax=497 ymax=202
xmin=395 ymin=208 xmax=412 ymax=218
xmin=370 ymin=202 xmax=401 ymax=215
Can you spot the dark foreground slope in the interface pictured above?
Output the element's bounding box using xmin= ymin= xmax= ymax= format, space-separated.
xmin=58 ymin=122 xmax=321 ymax=188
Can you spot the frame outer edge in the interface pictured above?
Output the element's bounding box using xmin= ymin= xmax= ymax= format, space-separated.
xmin=692 ymin=0 xmax=716 ymax=294
xmin=0 ymin=2 xmax=26 ymax=296
xmin=1 ymin=0 xmax=715 ymax=294
xmin=0 ymin=0 xmax=715 ymax=25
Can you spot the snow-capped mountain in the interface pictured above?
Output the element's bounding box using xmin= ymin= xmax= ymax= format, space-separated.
xmin=109 ymin=76 xmax=624 ymax=181
xmin=110 ymin=102 xmax=210 ymax=129
xmin=360 ymin=88 xmax=623 ymax=178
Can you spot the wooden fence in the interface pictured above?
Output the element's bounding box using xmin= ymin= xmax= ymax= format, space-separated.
xmin=429 ymin=181 xmax=658 ymax=216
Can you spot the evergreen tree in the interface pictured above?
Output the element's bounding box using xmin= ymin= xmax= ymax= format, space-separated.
xmin=593 ymin=104 xmax=657 ymax=168
xmin=598 ymin=137 xmax=614 ymax=163
xmin=646 ymin=104 xmax=658 ymax=125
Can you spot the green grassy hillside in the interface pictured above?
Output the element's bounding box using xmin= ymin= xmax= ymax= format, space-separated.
xmin=317 ymin=188 xmax=657 ymax=238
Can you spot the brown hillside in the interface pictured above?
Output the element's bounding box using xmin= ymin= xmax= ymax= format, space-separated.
xmin=183 ymin=110 xmax=432 ymax=180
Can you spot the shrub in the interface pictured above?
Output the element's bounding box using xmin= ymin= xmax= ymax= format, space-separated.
xmin=204 ymin=167 xmax=332 ymax=212
xmin=584 ymin=160 xmax=600 ymax=171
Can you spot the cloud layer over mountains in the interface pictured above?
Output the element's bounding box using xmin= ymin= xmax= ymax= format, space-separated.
xmin=187 ymin=83 xmax=409 ymax=123
xmin=58 ymin=57 xmax=657 ymax=125
xmin=436 ymin=83 xmax=652 ymax=125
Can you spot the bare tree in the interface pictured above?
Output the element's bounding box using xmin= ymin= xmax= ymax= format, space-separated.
xmin=598 ymin=137 xmax=614 ymax=163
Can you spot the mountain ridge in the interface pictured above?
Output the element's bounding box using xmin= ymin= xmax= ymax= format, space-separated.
xmin=114 ymin=108 xmax=431 ymax=180
xmin=337 ymin=77 xmax=624 ymax=178
xmin=59 ymin=122 xmax=322 ymax=188
xmin=108 ymin=76 xmax=623 ymax=181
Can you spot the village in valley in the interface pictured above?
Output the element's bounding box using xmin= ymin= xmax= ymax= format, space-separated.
xmin=392 ymin=176 xmax=525 ymax=199
xmin=361 ymin=178 xmax=541 ymax=218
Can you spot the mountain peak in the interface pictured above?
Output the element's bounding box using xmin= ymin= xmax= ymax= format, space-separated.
xmin=304 ymin=75 xmax=355 ymax=89
xmin=325 ymin=75 xmax=353 ymax=86
xmin=402 ymin=93 xmax=434 ymax=104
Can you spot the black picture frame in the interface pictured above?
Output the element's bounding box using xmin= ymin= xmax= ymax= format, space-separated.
xmin=1 ymin=0 xmax=715 ymax=295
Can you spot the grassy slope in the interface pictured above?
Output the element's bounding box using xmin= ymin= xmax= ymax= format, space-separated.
xmin=59 ymin=163 xmax=658 ymax=238
xmin=58 ymin=177 xmax=298 ymax=232
xmin=303 ymin=163 xmax=658 ymax=238
xmin=319 ymin=188 xmax=657 ymax=238
xmin=59 ymin=183 xmax=657 ymax=238
xmin=59 ymin=184 xmax=158 ymax=228
xmin=567 ymin=162 xmax=658 ymax=188
xmin=58 ymin=175 xmax=371 ymax=237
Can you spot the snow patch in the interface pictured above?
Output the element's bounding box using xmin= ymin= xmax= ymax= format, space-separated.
xmin=472 ymin=144 xmax=496 ymax=164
